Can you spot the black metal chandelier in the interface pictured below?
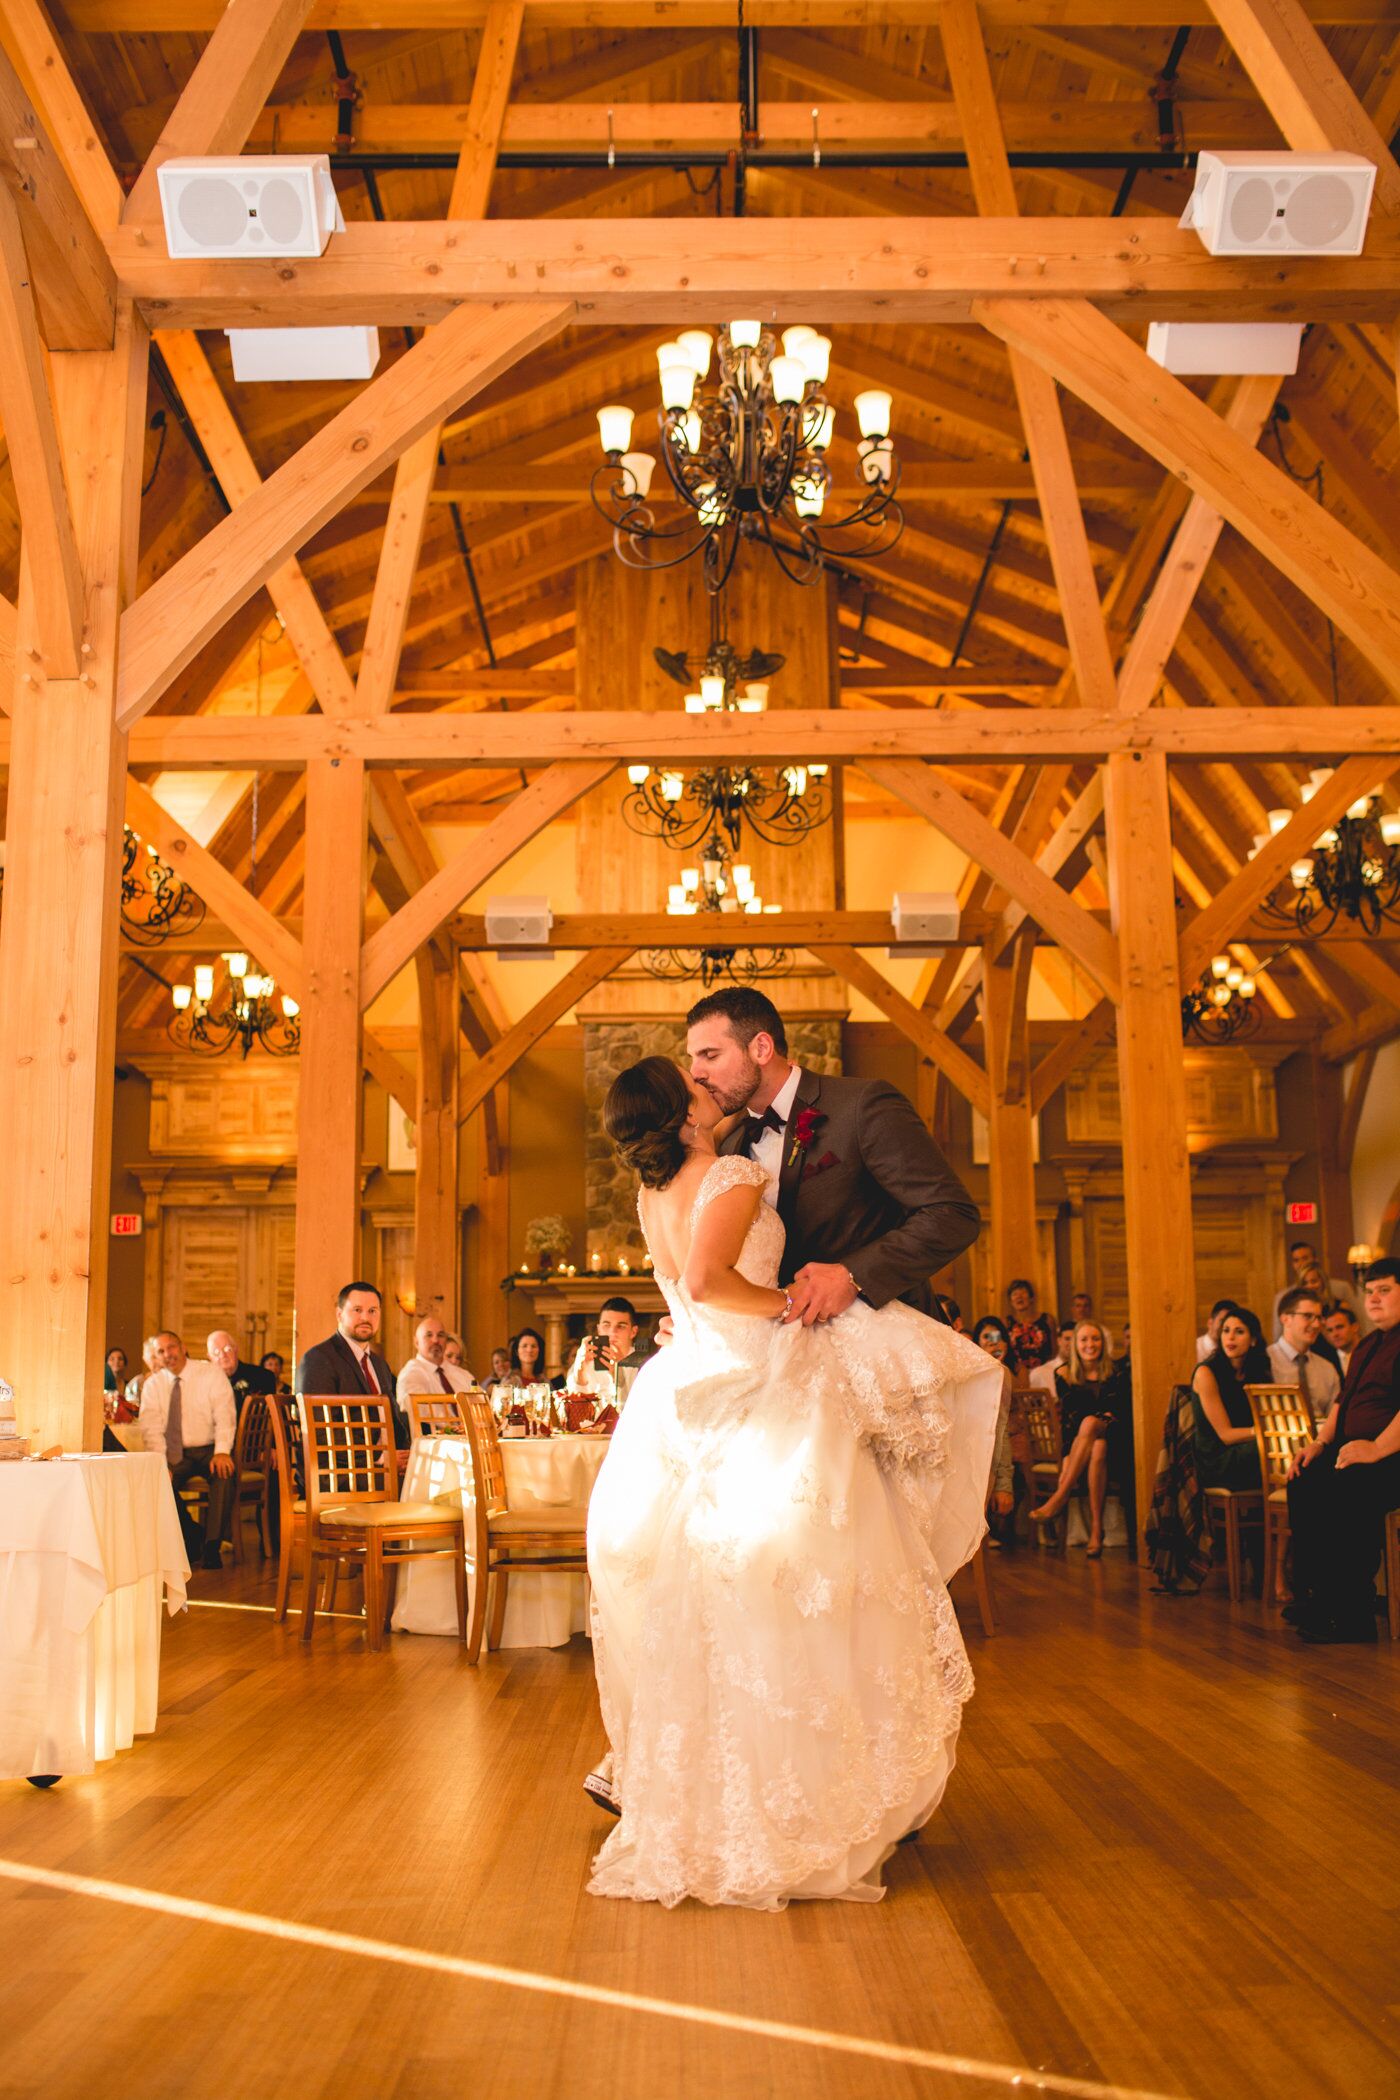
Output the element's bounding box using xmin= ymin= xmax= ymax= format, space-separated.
xmin=1181 ymin=954 xmax=1261 ymax=1045
xmin=122 ymin=826 xmax=205 ymax=945
xmin=623 ymin=757 xmax=831 ymax=855
xmin=592 ymin=323 xmax=902 ymax=593
xmin=640 ymin=835 xmax=796 ymax=989
xmin=169 ymin=954 xmax=300 ymax=1058
xmin=1260 ymin=786 xmax=1400 ymax=936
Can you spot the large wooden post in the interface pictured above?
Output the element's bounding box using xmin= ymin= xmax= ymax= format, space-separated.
xmin=413 ymin=948 xmax=460 ymax=1331
xmin=1104 ymin=752 xmax=1197 ymax=1543
xmin=469 ymin=1083 xmax=511 ymax=1377
xmin=982 ymin=928 xmax=1038 ymax=1299
xmin=0 ymin=306 xmax=147 ymax=1450
xmin=294 ymin=756 xmax=367 ymax=1347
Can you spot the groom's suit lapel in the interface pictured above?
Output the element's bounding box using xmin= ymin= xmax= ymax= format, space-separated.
xmin=776 ymin=1068 xmax=822 ymax=1238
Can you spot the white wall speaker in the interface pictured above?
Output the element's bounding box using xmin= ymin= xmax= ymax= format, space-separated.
xmin=485 ymin=896 xmax=554 ymax=955
xmin=157 ymin=155 xmax=339 ymax=259
xmin=1180 ymin=151 xmax=1376 ymax=257
xmin=889 ymin=892 xmax=960 ymax=957
xmin=226 ymin=327 xmax=381 ymax=382
xmin=1146 ymin=321 xmax=1303 ymax=375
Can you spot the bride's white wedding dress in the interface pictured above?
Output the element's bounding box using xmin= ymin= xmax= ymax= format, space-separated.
xmin=586 ymin=1154 xmax=1003 ymax=1911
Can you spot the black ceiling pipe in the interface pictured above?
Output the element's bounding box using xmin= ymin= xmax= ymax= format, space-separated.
xmin=321 ymin=147 xmax=1195 ymax=175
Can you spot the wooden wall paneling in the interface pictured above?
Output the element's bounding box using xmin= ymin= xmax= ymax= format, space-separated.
xmin=1104 ymin=752 xmax=1198 ymax=1549
xmin=414 ymin=949 xmax=460 ymax=1332
xmin=0 ymin=304 xmax=146 ymax=1450
xmin=293 ymin=757 xmax=367 ymax=1349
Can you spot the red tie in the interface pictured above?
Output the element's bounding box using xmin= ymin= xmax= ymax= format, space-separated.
xmin=437 ymin=1367 xmax=453 ymax=1394
xmin=359 ymin=1351 xmax=380 ymax=1394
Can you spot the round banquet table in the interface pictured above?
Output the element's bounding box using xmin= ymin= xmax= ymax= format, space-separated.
xmin=391 ymin=1432 xmax=612 ymax=1646
xmin=0 ymin=1452 xmax=189 ymax=1780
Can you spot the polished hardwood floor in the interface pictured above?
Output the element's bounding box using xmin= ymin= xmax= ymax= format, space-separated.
xmin=2 ymin=1538 xmax=1396 ymax=2100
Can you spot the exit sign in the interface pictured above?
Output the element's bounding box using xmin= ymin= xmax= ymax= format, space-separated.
xmin=110 ymin=1213 xmax=143 ymax=1238
xmin=1286 ymin=1201 xmax=1318 ymax=1226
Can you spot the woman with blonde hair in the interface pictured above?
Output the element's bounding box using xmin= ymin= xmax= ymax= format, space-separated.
xmin=1029 ymin=1319 xmax=1131 ymax=1557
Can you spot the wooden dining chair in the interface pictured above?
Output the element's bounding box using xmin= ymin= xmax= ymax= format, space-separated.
xmin=298 ymin=1398 xmax=466 ymax=1649
xmin=229 ymin=1392 xmax=274 ymax=1564
xmin=1245 ymin=1382 xmax=1316 ymax=1606
xmin=461 ymin=1392 xmax=589 ymax=1666
xmin=265 ymin=1391 xmax=307 ymax=1623
xmin=1017 ymin=1387 xmax=1066 ymax=1548
xmin=408 ymin=1391 xmax=472 ymax=1441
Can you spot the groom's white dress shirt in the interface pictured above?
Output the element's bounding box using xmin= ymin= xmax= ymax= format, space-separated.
xmin=747 ymin=1064 xmax=803 ymax=1209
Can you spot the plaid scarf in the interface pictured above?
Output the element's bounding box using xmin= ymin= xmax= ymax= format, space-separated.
xmin=1144 ymin=1383 xmax=1215 ymax=1594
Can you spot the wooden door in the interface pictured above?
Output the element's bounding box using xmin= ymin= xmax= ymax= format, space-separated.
xmin=161 ymin=1210 xmax=252 ymax=1354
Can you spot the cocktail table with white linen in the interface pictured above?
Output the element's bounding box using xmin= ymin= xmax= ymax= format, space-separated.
xmin=0 ymin=1452 xmax=189 ymax=1779
xmin=391 ymin=1433 xmax=611 ymax=1645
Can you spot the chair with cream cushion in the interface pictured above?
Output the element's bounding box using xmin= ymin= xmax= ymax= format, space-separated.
xmin=299 ymin=1398 xmax=466 ymax=1649
xmin=408 ymin=1391 xmax=472 ymax=1441
xmin=461 ymin=1393 xmax=588 ymax=1665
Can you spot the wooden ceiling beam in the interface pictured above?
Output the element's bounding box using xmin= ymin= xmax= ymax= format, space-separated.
xmin=456 ymin=946 xmax=632 ymax=1129
xmin=819 ymin=944 xmax=990 ymax=1114
xmin=0 ymin=42 xmax=113 ymax=349
xmin=108 ymin=218 xmax=1400 ymax=329
xmin=117 ymin=297 xmax=574 ymax=724
xmin=0 ymin=0 xmax=123 ymax=232
xmin=976 ymin=297 xmax=1400 ymax=695
xmin=123 ymin=0 xmax=316 ymax=224
xmin=59 ymin=4 xmax=1400 ymax=27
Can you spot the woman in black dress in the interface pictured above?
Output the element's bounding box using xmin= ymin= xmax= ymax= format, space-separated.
xmin=1006 ymin=1279 xmax=1057 ymax=1376
xmin=1029 ymin=1319 xmax=1131 ymax=1556
xmin=1190 ymin=1304 xmax=1268 ymax=1491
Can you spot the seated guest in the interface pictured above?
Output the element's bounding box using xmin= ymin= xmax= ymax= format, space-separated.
xmin=397 ymin=1316 xmax=476 ymax=1418
xmin=295 ymin=1284 xmax=402 ymax=1449
xmin=1196 ymin=1300 xmax=1234 ymax=1364
xmin=1190 ymin=1303 xmax=1268 ymax=1493
xmin=207 ymin=1330 xmax=276 ymax=1418
xmin=1029 ymin=1323 xmax=1073 ymax=1395
xmin=139 ymin=1329 xmax=236 ymax=1569
xmin=1273 ymin=1239 xmax=1356 ymax=1331
xmin=506 ymin=1325 xmax=563 ymax=1392
xmin=1324 ymin=1302 xmax=1362 ymax=1380
xmin=1297 ymin=1267 xmax=1345 ymax=1374
xmin=1286 ymin=1259 xmax=1400 ymax=1643
xmin=566 ymin=1298 xmax=647 ymax=1416
xmin=1070 ymin=1289 xmax=1114 ymax=1355
xmin=443 ymin=1334 xmax=469 ymax=1370
xmin=126 ymin=1334 xmax=161 ymax=1406
xmin=104 ymin=1346 xmax=128 ymax=1393
xmin=481 ymin=1347 xmax=512 ymax=1395
xmin=1030 ymin=1320 xmax=1131 ymax=1557
xmin=1268 ymin=1287 xmax=1340 ymax=1425
xmin=1006 ymin=1278 xmax=1056 ymax=1373
xmin=971 ymin=1319 xmax=1015 ymax=1545
xmin=971 ymin=1315 xmax=1012 ymax=1370
xmin=260 ymin=1350 xmax=289 ymax=1391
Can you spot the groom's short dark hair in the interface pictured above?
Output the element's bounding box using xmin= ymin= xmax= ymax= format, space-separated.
xmin=686 ymin=986 xmax=788 ymax=1055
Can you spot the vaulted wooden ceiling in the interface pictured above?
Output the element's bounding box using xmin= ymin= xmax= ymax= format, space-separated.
xmin=5 ymin=2 xmax=1399 ymax=1047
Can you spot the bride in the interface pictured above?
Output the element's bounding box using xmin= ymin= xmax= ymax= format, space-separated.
xmin=585 ymin=1054 xmax=1003 ymax=1911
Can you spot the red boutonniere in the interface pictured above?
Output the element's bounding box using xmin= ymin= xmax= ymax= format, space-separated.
xmin=787 ymin=1105 xmax=826 ymax=1169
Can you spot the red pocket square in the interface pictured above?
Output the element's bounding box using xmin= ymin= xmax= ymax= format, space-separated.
xmin=802 ymin=1151 xmax=840 ymax=1180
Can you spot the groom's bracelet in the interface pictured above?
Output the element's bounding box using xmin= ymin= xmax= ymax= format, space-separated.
xmin=781 ymin=1290 xmax=794 ymax=1320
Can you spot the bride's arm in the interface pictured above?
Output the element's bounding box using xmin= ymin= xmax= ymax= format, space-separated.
xmin=684 ymin=1185 xmax=788 ymax=1318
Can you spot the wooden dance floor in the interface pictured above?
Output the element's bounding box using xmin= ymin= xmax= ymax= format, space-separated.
xmin=2 ymin=1549 xmax=1395 ymax=2100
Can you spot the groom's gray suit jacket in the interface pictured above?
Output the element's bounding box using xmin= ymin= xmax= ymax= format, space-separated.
xmin=718 ymin=1068 xmax=980 ymax=1319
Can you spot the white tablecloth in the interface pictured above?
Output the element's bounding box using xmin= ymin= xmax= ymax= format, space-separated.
xmin=0 ymin=1453 xmax=189 ymax=1779
xmin=392 ymin=1433 xmax=611 ymax=1646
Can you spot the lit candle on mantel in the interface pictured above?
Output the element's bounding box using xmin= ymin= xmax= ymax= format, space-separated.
xmin=618 ymin=1257 xmax=631 ymax=1276
xmin=590 ymin=1250 xmax=603 ymax=1272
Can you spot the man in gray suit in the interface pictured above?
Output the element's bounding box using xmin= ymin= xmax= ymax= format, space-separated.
xmin=688 ymin=986 xmax=980 ymax=1327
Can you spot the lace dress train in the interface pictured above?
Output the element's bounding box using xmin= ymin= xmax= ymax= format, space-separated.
xmin=586 ymin=1155 xmax=1003 ymax=1911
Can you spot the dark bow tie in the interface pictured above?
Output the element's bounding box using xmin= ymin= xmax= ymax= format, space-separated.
xmin=747 ymin=1105 xmax=785 ymax=1139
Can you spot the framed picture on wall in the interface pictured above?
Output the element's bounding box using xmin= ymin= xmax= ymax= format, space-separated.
xmin=388 ymin=1106 xmax=417 ymax=1175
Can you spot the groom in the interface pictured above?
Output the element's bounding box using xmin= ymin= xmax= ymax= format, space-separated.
xmin=689 ymin=985 xmax=980 ymax=1325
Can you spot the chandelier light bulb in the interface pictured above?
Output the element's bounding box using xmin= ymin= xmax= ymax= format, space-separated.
xmin=1381 ymin=814 xmax=1400 ymax=845
xmin=769 ymin=354 xmax=806 ymax=405
xmin=1238 ymin=978 xmax=1256 ymax=999
xmin=732 ymin=861 xmax=752 ymax=890
xmin=1210 ymin=984 xmax=1232 ymax=1007
xmin=627 ymin=764 xmax=651 ymax=785
xmin=597 ymin=403 xmax=634 ymax=454
xmin=739 ymin=683 xmax=768 ymax=712
xmin=680 ymin=409 xmax=702 ymax=454
xmin=281 ymin=994 xmax=299 ymax=1018
xmin=1225 ymin=965 xmax=1244 ymax=990
xmin=854 ymin=389 xmax=892 ymax=439
xmin=794 ymin=478 xmax=827 ymax=519
xmin=781 ymin=325 xmax=817 ymax=360
xmin=703 ymin=857 xmax=722 ymax=885
xmin=809 ymin=762 xmax=829 ymax=778
xmin=728 ymin=319 xmax=762 ymax=349
xmin=763 ymin=903 xmax=782 ymax=914
xmin=622 ymin=451 xmax=655 ymax=499
xmin=660 ymin=771 xmax=685 ymax=803
xmin=684 ymin=693 xmax=707 ymax=713
xmin=171 ymin=983 xmax=193 ymax=1011
xmin=1317 ymin=828 xmax=1339 ymax=851
xmin=697 ymin=484 xmax=724 ymax=527
xmin=809 ymin=404 xmax=835 ymax=451
xmin=194 ymin=964 xmax=215 ymax=1002
xmin=858 ymin=437 xmax=895 ymax=484
xmin=681 ymin=868 xmax=700 ymax=892
xmin=225 ymin=951 xmax=249 ymax=980
xmin=745 ymin=897 xmax=763 ymax=915
xmin=1266 ymin=808 xmax=1291 ymax=836
xmin=1290 ymin=858 xmax=1315 ymax=889
xmin=1347 ymin=797 xmax=1372 ymax=820
xmin=660 ymin=361 xmax=696 ymax=411
xmin=668 ymin=884 xmax=688 ymax=913
xmin=700 ymin=673 xmax=726 ymax=710
xmin=797 ymin=333 xmax=831 ymax=383
xmin=676 ymin=329 xmax=713 ymax=378
xmin=783 ymin=765 xmax=808 ymax=796
xmin=1210 ymin=954 xmax=1231 ymax=978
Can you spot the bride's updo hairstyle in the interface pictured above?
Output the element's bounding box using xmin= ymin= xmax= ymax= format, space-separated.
xmin=604 ymin=1055 xmax=691 ymax=1190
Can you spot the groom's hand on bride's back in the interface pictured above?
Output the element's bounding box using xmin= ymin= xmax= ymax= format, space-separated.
xmin=783 ymin=1263 xmax=860 ymax=1326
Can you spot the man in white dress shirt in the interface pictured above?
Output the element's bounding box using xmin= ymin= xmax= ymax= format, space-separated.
xmin=396 ymin=1315 xmax=476 ymax=1433
xmin=567 ymin=1298 xmax=646 ymax=1411
xmin=140 ymin=1329 xmax=236 ymax=1568
xmin=1267 ymin=1289 xmax=1340 ymax=1426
